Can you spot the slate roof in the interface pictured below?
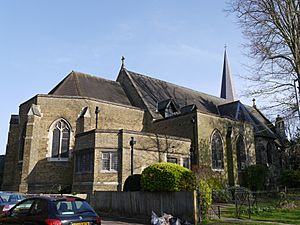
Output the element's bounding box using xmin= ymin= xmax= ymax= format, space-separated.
xmin=218 ymin=101 xmax=240 ymax=119
xmin=123 ymin=69 xmax=278 ymax=139
xmin=245 ymin=105 xmax=279 ymax=139
xmin=219 ymin=102 xmax=277 ymax=139
xmin=180 ymin=104 xmax=198 ymax=114
xmin=47 ymin=68 xmax=279 ymax=140
xmin=124 ymin=69 xmax=231 ymax=119
xmin=49 ymin=71 xmax=132 ymax=106
xmin=157 ymin=99 xmax=179 ymax=112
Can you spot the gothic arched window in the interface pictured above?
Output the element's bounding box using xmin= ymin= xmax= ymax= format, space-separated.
xmin=211 ymin=130 xmax=224 ymax=170
xmin=236 ymin=135 xmax=246 ymax=170
xmin=267 ymin=142 xmax=273 ymax=164
xmin=50 ymin=119 xmax=70 ymax=159
xmin=256 ymin=143 xmax=265 ymax=164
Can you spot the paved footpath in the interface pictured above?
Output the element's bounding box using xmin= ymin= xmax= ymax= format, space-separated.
xmin=102 ymin=217 xmax=148 ymax=225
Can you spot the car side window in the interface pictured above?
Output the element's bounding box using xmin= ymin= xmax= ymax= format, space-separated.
xmin=11 ymin=199 xmax=35 ymax=217
xmin=30 ymin=199 xmax=48 ymax=216
xmin=56 ymin=201 xmax=74 ymax=215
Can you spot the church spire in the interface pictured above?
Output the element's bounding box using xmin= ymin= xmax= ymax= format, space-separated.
xmin=220 ymin=47 xmax=235 ymax=101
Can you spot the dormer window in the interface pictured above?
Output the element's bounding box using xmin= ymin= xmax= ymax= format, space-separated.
xmin=180 ymin=104 xmax=197 ymax=114
xmin=156 ymin=99 xmax=178 ymax=118
xmin=165 ymin=104 xmax=175 ymax=117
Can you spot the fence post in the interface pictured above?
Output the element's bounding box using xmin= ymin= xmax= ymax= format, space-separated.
xmin=160 ymin=192 xmax=163 ymax=216
xmin=235 ymin=191 xmax=238 ymax=218
xmin=197 ymin=188 xmax=202 ymax=224
xmin=248 ymin=193 xmax=251 ymax=219
xmin=193 ymin=190 xmax=198 ymax=225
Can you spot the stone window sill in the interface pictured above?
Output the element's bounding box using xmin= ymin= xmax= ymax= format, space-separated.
xmin=47 ymin=157 xmax=69 ymax=162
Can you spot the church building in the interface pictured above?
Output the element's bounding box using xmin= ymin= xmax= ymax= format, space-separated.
xmin=2 ymin=51 xmax=285 ymax=193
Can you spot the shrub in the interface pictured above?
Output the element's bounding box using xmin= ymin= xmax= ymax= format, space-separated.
xmin=207 ymin=176 xmax=224 ymax=190
xmin=141 ymin=162 xmax=196 ymax=192
xmin=123 ymin=174 xmax=142 ymax=191
xmin=180 ymin=168 xmax=197 ymax=191
xmin=198 ymin=179 xmax=212 ymax=218
xmin=280 ymin=169 xmax=300 ymax=188
xmin=211 ymin=189 xmax=232 ymax=203
xmin=244 ymin=164 xmax=269 ymax=191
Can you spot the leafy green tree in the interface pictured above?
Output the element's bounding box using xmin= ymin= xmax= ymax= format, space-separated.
xmin=280 ymin=169 xmax=300 ymax=188
xmin=244 ymin=164 xmax=269 ymax=191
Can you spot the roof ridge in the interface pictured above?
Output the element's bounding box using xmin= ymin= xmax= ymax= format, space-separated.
xmin=71 ymin=70 xmax=120 ymax=84
xmin=122 ymin=68 xmax=154 ymax=112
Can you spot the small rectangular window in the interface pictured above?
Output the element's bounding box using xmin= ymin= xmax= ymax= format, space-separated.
xmin=75 ymin=151 xmax=93 ymax=173
xmin=102 ymin=153 xmax=110 ymax=171
xmin=167 ymin=157 xmax=177 ymax=164
xmin=183 ymin=158 xmax=190 ymax=168
xmin=102 ymin=152 xmax=118 ymax=172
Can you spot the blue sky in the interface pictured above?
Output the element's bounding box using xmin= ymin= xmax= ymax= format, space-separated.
xmin=0 ymin=1 xmax=252 ymax=154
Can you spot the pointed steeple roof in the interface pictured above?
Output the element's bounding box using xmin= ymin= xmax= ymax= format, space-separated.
xmin=220 ymin=49 xmax=235 ymax=101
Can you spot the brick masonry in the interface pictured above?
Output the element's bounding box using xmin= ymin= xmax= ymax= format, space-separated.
xmin=2 ymin=79 xmax=270 ymax=194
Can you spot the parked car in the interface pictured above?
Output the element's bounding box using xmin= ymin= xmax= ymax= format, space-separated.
xmin=0 ymin=195 xmax=101 ymax=225
xmin=0 ymin=192 xmax=25 ymax=213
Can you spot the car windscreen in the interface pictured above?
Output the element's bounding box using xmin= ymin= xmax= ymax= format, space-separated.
xmin=0 ymin=193 xmax=24 ymax=203
xmin=54 ymin=199 xmax=95 ymax=215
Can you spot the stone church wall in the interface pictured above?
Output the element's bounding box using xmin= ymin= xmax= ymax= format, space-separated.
xmin=3 ymin=94 xmax=145 ymax=193
xmin=197 ymin=112 xmax=256 ymax=184
xmin=73 ymin=129 xmax=191 ymax=193
xmin=1 ymin=116 xmax=21 ymax=191
xmin=141 ymin=109 xmax=255 ymax=186
xmin=147 ymin=112 xmax=196 ymax=139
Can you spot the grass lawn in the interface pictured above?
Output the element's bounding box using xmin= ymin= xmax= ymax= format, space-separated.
xmin=204 ymin=220 xmax=280 ymax=225
xmin=219 ymin=203 xmax=300 ymax=224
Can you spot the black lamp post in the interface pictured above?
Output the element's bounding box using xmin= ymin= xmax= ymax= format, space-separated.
xmin=95 ymin=106 xmax=100 ymax=129
xmin=129 ymin=137 xmax=136 ymax=175
xmin=191 ymin=116 xmax=196 ymax=166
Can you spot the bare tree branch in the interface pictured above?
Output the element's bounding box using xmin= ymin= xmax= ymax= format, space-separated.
xmin=227 ymin=0 xmax=300 ymax=125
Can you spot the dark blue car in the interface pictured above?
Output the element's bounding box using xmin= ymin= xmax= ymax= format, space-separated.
xmin=0 ymin=192 xmax=25 ymax=213
xmin=0 ymin=195 xmax=101 ymax=225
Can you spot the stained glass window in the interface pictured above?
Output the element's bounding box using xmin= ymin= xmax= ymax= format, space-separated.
xmin=211 ymin=130 xmax=224 ymax=169
xmin=236 ymin=135 xmax=247 ymax=170
xmin=51 ymin=120 xmax=70 ymax=159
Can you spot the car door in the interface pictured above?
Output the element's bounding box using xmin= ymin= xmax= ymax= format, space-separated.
xmin=24 ymin=199 xmax=48 ymax=225
xmin=0 ymin=199 xmax=35 ymax=224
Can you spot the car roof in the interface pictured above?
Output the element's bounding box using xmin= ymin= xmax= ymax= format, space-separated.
xmin=0 ymin=192 xmax=24 ymax=195
xmin=24 ymin=195 xmax=85 ymax=202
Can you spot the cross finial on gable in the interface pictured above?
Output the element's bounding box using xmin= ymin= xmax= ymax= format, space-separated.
xmin=252 ymin=98 xmax=256 ymax=108
xmin=121 ymin=56 xmax=125 ymax=68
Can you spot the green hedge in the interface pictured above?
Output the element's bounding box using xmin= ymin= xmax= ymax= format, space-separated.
xmin=141 ymin=162 xmax=196 ymax=192
xmin=199 ymin=179 xmax=212 ymax=218
xmin=123 ymin=174 xmax=142 ymax=191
